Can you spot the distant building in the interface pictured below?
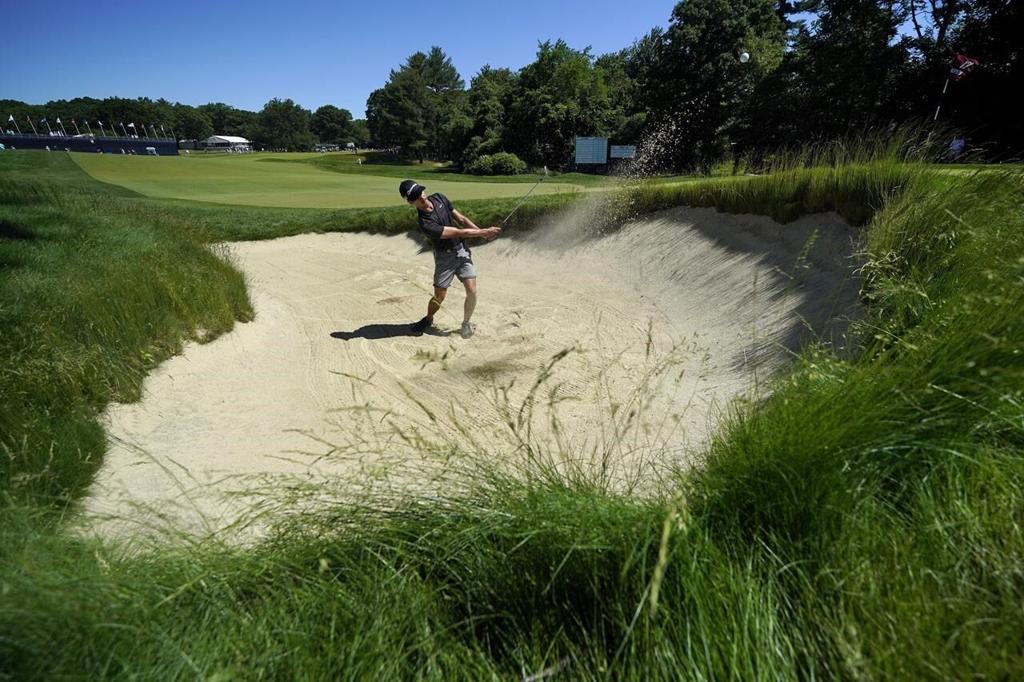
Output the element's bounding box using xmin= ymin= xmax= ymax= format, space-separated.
xmin=203 ymin=135 xmax=252 ymax=152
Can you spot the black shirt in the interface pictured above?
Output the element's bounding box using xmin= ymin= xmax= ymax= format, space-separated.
xmin=417 ymin=193 xmax=466 ymax=253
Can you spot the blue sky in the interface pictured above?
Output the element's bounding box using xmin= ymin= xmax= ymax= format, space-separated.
xmin=2 ymin=0 xmax=677 ymax=118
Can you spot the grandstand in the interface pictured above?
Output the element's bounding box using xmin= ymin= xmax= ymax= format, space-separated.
xmin=1 ymin=116 xmax=178 ymax=155
xmin=203 ymin=135 xmax=252 ymax=153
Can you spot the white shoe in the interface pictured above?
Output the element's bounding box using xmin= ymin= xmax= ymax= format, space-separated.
xmin=460 ymin=321 xmax=475 ymax=338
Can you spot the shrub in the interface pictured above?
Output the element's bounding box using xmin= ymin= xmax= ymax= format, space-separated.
xmin=467 ymin=152 xmax=527 ymax=176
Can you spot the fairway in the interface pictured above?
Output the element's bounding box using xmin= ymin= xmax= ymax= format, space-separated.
xmin=72 ymin=152 xmax=585 ymax=208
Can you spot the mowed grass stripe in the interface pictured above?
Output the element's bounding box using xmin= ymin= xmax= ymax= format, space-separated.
xmin=72 ymin=152 xmax=586 ymax=208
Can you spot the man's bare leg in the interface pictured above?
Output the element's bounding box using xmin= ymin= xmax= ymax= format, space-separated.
xmin=412 ymin=287 xmax=446 ymax=333
xmin=461 ymin=278 xmax=477 ymax=338
xmin=428 ymin=286 xmax=447 ymax=319
xmin=462 ymin=277 xmax=477 ymax=324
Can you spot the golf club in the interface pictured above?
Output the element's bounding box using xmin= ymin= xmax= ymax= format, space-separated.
xmin=500 ymin=166 xmax=548 ymax=227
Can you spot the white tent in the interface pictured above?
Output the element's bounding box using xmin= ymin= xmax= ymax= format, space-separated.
xmin=203 ymin=135 xmax=251 ymax=152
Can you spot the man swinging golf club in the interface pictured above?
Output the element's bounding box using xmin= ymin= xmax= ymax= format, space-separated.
xmin=400 ymin=179 xmax=501 ymax=338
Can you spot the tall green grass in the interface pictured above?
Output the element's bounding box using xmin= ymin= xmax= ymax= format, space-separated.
xmin=1 ymin=149 xmax=1022 ymax=679
xmin=0 ymin=153 xmax=252 ymax=504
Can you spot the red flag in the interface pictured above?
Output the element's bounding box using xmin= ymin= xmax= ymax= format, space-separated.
xmin=949 ymin=53 xmax=980 ymax=81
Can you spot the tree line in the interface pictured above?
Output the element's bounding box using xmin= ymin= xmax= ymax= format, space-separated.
xmin=3 ymin=0 xmax=1017 ymax=167
xmin=367 ymin=0 xmax=1021 ymax=172
xmin=0 ymin=96 xmax=371 ymax=151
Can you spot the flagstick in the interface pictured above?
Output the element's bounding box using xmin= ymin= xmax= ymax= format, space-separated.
xmin=72 ymin=120 xmax=81 ymax=135
xmin=9 ymin=117 xmax=22 ymax=135
xmin=57 ymin=119 xmax=68 ymax=136
xmin=44 ymin=119 xmax=53 ymax=135
xmin=85 ymin=121 xmax=94 ymax=136
xmin=933 ymin=77 xmax=950 ymax=121
xmin=27 ymin=117 xmax=38 ymax=135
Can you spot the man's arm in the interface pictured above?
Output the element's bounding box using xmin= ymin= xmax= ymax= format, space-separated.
xmin=440 ymin=224 xmax=501 ymax=240
xmin=452 ymin=209 xmax=479 ymax=230
xmin=443 ymin=209 xmax=500 ymax=240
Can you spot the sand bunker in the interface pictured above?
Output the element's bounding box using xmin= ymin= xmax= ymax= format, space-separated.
xmin=80 ymin=205 xmax=860 ymax=542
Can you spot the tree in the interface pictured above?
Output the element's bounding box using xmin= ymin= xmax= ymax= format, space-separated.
xmin=349 ymin=119 xmax=371 ymax=146
xmin=901 ymin=0 xmax=964 ymax=57
xmin=643 ymin=0 xmax=786 ymax=172
xmin=310 ymin=105 xmax=353 ymax=144
xmin=365 ymin=47 xmax=468 ymax=161
xmin=257 ymin=98 xmax=315 ymax=151
xmin=173 ymin=105 xmax=213 ymax=140
xmin=366 ymin=68 xmax=432 ymax=159
xmin=197 ymin=103 xmax=258 ymax=138
xmin=504 ymin=40 xmax=615 ymax=168
xmin=419 ymin=46 xmax=464 ymax=93
xmin=944 ymin=0 xmax=1024 ymax=154
xmin=461 ymin=66 xmax=516 ymax=166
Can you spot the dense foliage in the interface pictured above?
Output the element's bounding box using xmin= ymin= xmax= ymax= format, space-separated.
xmin=0 ymin=96 xmax=370 ymax=151
xmin=465 ymin=151 xmax=528 ymax=175
xmin=366 ymin=0 xmax=1021 ymax=170
xmin=4 ymin=1 xmax=1017 ymax=164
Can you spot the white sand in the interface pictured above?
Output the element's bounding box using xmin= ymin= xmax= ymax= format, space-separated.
xmin=79 ymin=205 xmax=860 ymax=542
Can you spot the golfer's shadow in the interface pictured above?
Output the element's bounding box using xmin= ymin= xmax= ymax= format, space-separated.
xmin=331 ymin=323 xmax=450 ymax=341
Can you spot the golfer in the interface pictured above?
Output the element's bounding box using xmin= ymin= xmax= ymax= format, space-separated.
xmin=399 ymin=180 xmax=501 ymax=338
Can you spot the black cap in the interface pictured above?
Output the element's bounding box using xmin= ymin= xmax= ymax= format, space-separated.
xmin=399 ymin=179 xmax=425 ymax=201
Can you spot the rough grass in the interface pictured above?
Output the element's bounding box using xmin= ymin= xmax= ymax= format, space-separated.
xmin=0 ymin=152 xmax=253 ymax=504
xmin=1 ymin=148 xmax=1022 ymax=679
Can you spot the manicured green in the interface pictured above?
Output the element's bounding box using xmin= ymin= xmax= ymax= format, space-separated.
xmin=298 ymin=150 xmax=622 ymax=186
xmin=72 ymin=151 xmax=588 ymax=208
xmin=1 ymin=148 xmax=1022 ymax=679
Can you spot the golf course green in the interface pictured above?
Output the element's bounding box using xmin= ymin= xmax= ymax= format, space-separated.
xmin=72 ymin=152 xmax=586 ymax=208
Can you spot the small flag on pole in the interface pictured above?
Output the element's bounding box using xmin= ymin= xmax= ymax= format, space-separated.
xmin=949 ymin=53 xmax=980 ymax=81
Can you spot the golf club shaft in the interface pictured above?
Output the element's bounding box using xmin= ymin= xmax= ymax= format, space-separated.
xmin=500 ymin=168 xmax=547 ymax=227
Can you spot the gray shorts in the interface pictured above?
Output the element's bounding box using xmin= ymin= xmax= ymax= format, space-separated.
xmin=433 ymin=246 xmax=477 ymax=289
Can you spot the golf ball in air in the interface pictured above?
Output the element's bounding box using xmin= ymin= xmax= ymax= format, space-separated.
xmin=739 ymin=51 xmax=751 ymax=63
